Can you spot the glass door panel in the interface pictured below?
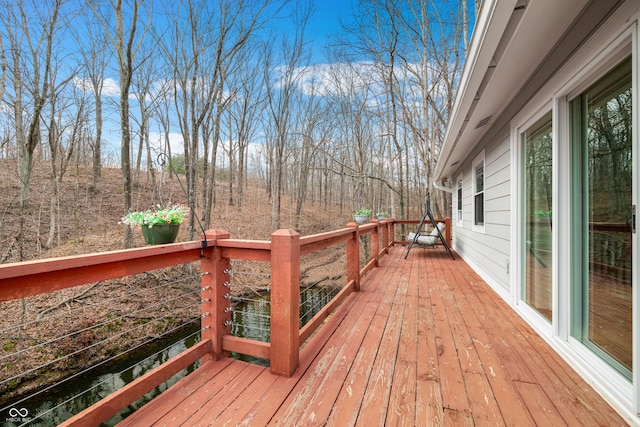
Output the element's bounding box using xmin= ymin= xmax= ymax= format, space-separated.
xmin=523 ymin=112 xmax=553 ymax=322
xmin=575 ymin=58 xmax=632 ymax=377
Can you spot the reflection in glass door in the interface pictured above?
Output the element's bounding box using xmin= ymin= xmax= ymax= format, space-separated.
xmin=572 ymin=58 xmax=632 ymax=378
xmin=522 ymin=112 xmax=553 ymax=322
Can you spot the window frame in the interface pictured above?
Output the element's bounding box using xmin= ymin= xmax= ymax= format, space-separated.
xmin=520 ymin=110 xmax=554 ymax=324
xmin=472 ymin=151 xmax=486 ymax=233
xmin=456 ymin=174 xmax=463 ymax=226
xmin=568 ymin=56 xmax=633 ymax=380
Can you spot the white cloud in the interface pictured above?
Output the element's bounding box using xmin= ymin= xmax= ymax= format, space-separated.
xmin=73 ymin=77 xmax=121 ymax=97
xmin=274 ymin=60 xmax=444 ymax=110
xmin=148 ymin=131 xmax=185 ymax=158
xmin=270 ymin=61 xmax=387 ymax=100
xmin=271 ymin=62 xmax=362 ymax=97
xmin=102 ymin=78 xmax=121 ymax=96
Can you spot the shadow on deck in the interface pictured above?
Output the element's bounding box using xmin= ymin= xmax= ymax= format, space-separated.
xmin=115 ymin=246 xmax=625 ymax=426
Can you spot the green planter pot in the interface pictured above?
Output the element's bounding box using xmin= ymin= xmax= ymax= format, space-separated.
xmin=141 ymin=223 xmax=180 ymax=245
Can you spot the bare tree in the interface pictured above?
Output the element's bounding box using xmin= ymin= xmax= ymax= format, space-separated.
xmin=220 ymin=57 xmax=265 ymax=210
xmin=92 ymin=0 xmax=150 ymax=247
xmin=152 ymin=75 xmax=176 ymax=197
xmin=160 ymin=0 xmax=274 ymax=234
xmin=220 ymin=48 xmax=267 ymax=210
xmin=131 ymin=41 xmax=161 ymax=189
xmin=399 ymin=0 xmax=469 ymax=217
xmin=263 ymin=2 xmax=311 ymax=230
xmin=330 ymin=0 xmax=470 ymax=219
xmin=1 ymin=0 xmax=68 ymax=259
xmin=292 ymin=84 xmax=326 ymax=230
xmin=336 ymin=0 xmax=407 ymax=219
xmin=200 ymin=1 xmax=273 ymax=229
xmin=75 ymin=11 xmax=111 ymax=193
xmin=0 ymin=32 xmax=6 ymax=108
xmin=45 ymin=83 xmax=86 ymax=248
xmin=163 ymin=0 xmax=224 ymax=237
xmin=323 ymin=60 xmax=379 ymax=211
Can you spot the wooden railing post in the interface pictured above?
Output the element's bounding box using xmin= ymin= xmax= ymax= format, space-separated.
xmin=445 ymin=217 xmax=452 ymax=248
xmin=390 ymin=219 xmax=396 ymax=246
xmin=270 ymin=229 xmax=300 ymax=377
xmin=380 ymin=219 xmax=389 ymax=254
xmin=371 ymin=220 xmax=380 ymax=267
xmin=200 ymin=229 xmax=231 ymax=362
xmin=346 ymin=222 xmax=360 ymax=291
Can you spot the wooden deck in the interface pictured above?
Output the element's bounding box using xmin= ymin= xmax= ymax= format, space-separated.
xmin=117 ymin=246 xmax=627 ymax=426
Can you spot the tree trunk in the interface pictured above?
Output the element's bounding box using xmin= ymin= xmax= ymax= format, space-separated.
xmin=92 ymin=95 xmax=102 ymax=192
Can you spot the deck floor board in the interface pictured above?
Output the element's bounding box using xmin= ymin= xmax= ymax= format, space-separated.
xmin=116 ymin=246 xmax=628 ymax=426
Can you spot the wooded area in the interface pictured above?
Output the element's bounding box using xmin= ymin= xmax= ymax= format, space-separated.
xmin=0 ymin=0 xmax=474 ymax=258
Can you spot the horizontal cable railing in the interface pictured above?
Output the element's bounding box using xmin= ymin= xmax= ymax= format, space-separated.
xmin=223 ymin=262 xmax=271 ymax=365
xmin=300 ymin=281 xmax=342 ymax=326
xmin=0 ymin=218 xmax=405 ymax=426
xmin=0 ymin=267 xmax=202 ymax=425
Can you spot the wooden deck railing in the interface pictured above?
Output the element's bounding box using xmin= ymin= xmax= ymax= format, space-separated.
xmin=0 ymin=217 xmax=422 ymax=426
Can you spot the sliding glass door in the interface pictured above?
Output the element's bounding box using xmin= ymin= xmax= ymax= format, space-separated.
xmin=571 ymin=58 xmax=633 ymax=378
xmin=522 ymin=112 xmax=553 ymax=322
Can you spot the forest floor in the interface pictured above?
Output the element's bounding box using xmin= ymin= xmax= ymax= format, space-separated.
xmin=0 ymin=159 xmax=355 ymax=405
xmin=0 ymin=159 xmax=352 ymax=262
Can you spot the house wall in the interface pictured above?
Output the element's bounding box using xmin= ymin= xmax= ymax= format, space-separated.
xmin=455 ymin=126 xmax=511 ymax=297
xmin=449 ymin=0 xmax=640 ymax=422
xmin=452 ymin=0 xmax=633 ymax=299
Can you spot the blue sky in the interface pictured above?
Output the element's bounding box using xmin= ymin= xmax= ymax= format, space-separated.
xmin=309 ymin=0 xmax=349 ymax=51
xmin=264 ymin=0 xmax=353 ymax=64
xmin=0 ymin=0 xmax=475 ymax=167
xmin=44 ymin=0 xmax=358 ymax=163
xmin=98 ymin=0 xmax=472 ymax=161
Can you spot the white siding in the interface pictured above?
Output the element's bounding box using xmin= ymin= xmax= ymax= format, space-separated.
xmin=453 ymin=130 xmax=511 ymax=294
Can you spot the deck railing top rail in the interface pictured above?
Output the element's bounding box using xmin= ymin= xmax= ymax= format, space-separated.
xmin=0 ymin=241 xmax=205 ymax=301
